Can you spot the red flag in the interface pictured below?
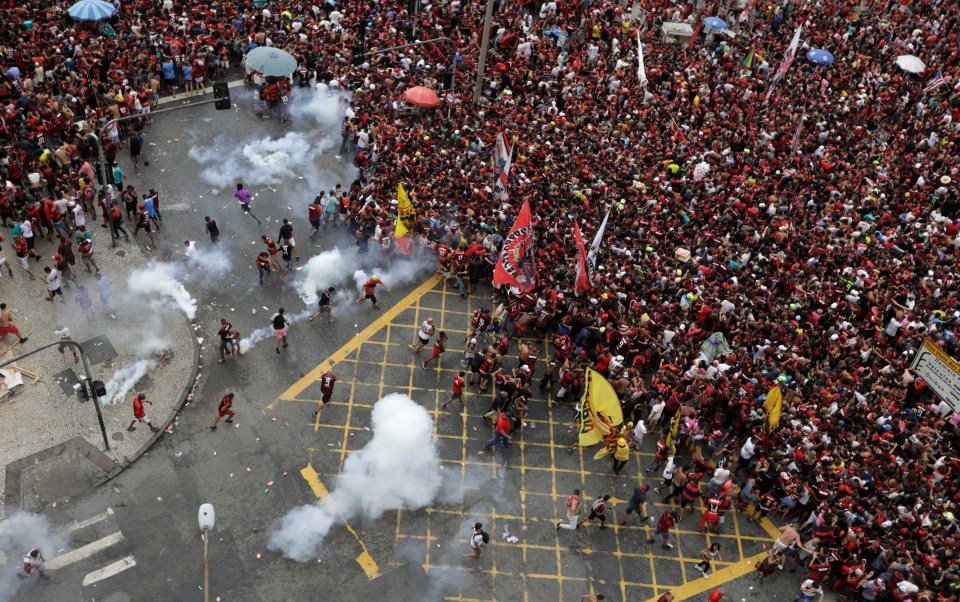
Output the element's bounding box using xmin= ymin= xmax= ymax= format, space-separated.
xmin=573 ymin=221 xmax=590 ymax=293
xmin=688 ymin=22 xmax=703 ymax=49
xmin=493 ymin=200 xmax=538 ymax=292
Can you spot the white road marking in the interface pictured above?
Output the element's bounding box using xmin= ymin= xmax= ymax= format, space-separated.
xmin=82 ymin=555 xmax=137 ymax=586
xmin=47 ymin=531 xmax=125 ymax=570
xmin=63 ymin=508 xmax=114 ymax=535
xmin=0 ymin=508 xmax=115 ymax=565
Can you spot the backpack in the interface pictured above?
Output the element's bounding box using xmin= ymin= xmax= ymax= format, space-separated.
xmin=480 ymin=531 xmax=490 ymax=544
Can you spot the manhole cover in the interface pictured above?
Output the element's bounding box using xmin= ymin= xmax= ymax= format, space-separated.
xmin=115 ymin=250 xmax=126 ymax=258
xmin=103 ymin=592 xmax=132 ymax=602
xmin=111 ymin=431 xmax=124 ymax=441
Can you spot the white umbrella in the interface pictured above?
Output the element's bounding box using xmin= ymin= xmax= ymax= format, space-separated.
xmin=896 ymin=54 xmax=926 ymax=74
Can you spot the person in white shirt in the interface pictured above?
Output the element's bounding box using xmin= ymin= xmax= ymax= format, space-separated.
xmin=410 ymin=317 xmax=436 ymax=353
xmin=463 ymin=522 xmax=486 ymax=559
xmin=44 ymin=266 xmax=65 ymax=303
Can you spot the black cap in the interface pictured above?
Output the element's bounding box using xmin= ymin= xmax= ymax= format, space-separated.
xmin=474 ymin=522 xmax=482 ymax=530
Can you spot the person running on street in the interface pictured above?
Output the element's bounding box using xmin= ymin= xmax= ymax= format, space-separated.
xmin=279 ymin=218 xmax=298 ymax=262
xmin=421 ymin=331 xmax=447 ymax=369
xmin=261 ymin=235 xmax=282 ymax=271
xmin=308 ymin=287 xmax=335 ymax=322
xmin=581 ymin=494 xmax=611 ymax=529
xmin=256 ymin=251 xmax=272 ymax=285
xmin=462 ymin=522 xmax=487 ymax=560
xmin=410 ymin=317 xmax=436 ymax=353
xmin=314 ymin=369 xmax=337 ymax=420
xmin=210 ymin=393 xmax=236 ymax=429
xmin=217 ymin=318 xmax=232 ymax=363
xmin=11 ymin=235 xmax=35 ymax=279
xmin=235 ymin=183 xmax=261 ymax=225
xmin=647 ymin=509 xmax=678 ymax=549
xmin=271 ymin=307 xmax=289 ymax=353
xmin=356 ymin=275 xmax=390 ymax=309
xmin=619 ymin=485 xmax=650 ymax=524
xmin=126 ymin=392 xmax=160 ymax=432
xmin=557 ymin=488 xmax=582 ymax=531
xmin=44 ymin=266 xmax=66 ymax=304
xmin=441 ymin=371 xmax=466 ymax=408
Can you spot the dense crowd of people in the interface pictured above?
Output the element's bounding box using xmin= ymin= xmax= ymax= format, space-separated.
xmin=4 ymin=0 xmax=960 ymax=599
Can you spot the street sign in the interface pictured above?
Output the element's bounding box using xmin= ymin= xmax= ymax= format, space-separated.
xmin=911 ymin=338 xmax=960 ymax=413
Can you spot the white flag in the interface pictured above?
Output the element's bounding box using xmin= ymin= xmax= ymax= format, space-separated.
xmin=493 ymin=134 xmax=514 ymax=202
xmin=764 ymin=24 xmax=802 ymax=104
xmin=586 ymin=210 xmax=610 ymax=278
xmin=637 ymin=31 xmax=647 ymax=85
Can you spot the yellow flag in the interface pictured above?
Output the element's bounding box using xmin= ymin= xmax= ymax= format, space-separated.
xmin=763 ymin=385 xmax=783 ymax=433
xmin=664 ymin=410 xmax=681 ymax=454
xmin=577 ymin=369 xmax=624 ymax=447
xmin=394 ymin=184 xmax=415 ymax=238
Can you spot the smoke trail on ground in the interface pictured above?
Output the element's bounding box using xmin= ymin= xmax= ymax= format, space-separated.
xmin=268 ymin=394 xmax=442 ymax=561
xmin=103 ymin=359 xmax=157 ymax=405
xmin=0 ymin=512 xmax=69 ymax=602
xmin=238 ymin=308 xmax=312 ymax=354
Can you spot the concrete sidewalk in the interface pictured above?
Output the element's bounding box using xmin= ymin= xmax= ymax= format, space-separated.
xmin=0 ymin=223 xmax=198 ymax=517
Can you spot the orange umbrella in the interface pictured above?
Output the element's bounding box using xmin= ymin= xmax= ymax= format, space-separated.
xmin=403 ymin=86 xmax=441 ymax=108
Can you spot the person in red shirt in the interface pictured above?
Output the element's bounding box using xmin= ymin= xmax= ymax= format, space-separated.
xmin=655 ymin=593 xmax=675 ymax=602
xmin=256 ymin=252 xmax=272 ymax=285
xmin=355 ymin=275 xmax=391 ymax=309
xmin=314 ymin=370 xmax=337 ymax=420
xmin=442 ymin=371 xmax=466 ymax=408
xmin=210 ymin=393 xmax=236 ymax=430
xmin=421 ymin=331 xmax=448 ymax=369
xmin=126 ymin=393 xmax=160 ymax=432
xmin=261 ymin=235 xmax=282 ymax=270
xmin=647 ymin=509 xmax=678 ymax=549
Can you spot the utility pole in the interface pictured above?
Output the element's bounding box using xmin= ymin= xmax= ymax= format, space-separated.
xmin=0 ymin=339 xmax=111 ymax=451
xmin=473 ymin=0 xmax=496 ymax=104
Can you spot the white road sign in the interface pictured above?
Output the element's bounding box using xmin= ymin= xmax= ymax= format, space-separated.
xmin=911 ymin=338 xmax=960 ymax=414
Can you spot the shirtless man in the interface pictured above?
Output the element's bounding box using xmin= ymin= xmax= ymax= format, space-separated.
xmin=0 ymin=303 xmax=28 ymax=344
xmin=773 ymin=523 xmax=801 ymax=551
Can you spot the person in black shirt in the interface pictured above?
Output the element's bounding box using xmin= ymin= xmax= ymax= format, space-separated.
xmin=278 ymin=241 xmax=293 ymax=280
xmin=309 ymin=287 xmax=336 ymax=323
xmin=271 ymin=308 xmax=289 ymax=354
xmin=204 ymin=216 xmax=220 ymax=243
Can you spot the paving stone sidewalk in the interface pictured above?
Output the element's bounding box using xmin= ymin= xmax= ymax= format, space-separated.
xmin=0 ymin=222 xmax=197 ymax=517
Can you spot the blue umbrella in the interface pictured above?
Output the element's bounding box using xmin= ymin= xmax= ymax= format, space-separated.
xmin=806 ymin=48 xmax=835 ymax=65
xmin=67 ymin=0 xmax=116 ymax=21
xmin=702 ymin=16 xmax=728 ymax=30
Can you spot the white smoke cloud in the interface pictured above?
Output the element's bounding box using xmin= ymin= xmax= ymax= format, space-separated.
xmin=126 ymin=261 xmax=197 ymax=319
xmin=0 ymin=512 xmax=69 ymax=602
xmin=289 ymin=88 xmax=350 ymax=129
xmin=189 ymin=132 xmax=333 ymax=188
xmin=268 ymin=394 xmax=442 ymax=561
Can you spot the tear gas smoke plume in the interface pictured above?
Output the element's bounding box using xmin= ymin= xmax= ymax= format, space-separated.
xmin=0 ymin=512 xmax=69 ymax=602
xmin=238 ymin=253 xmax=435 ymax=353
xmin=126 ymin=261 xmax=197 ymax=319
xmin=268 ymin=394 xmax=441 ymax=561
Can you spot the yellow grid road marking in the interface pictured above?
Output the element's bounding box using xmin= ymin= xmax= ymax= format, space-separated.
xmin=299 ymin=463 xmax=380 ymax=579
xmin=276 ymin=279 xmax=783 ymax=598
